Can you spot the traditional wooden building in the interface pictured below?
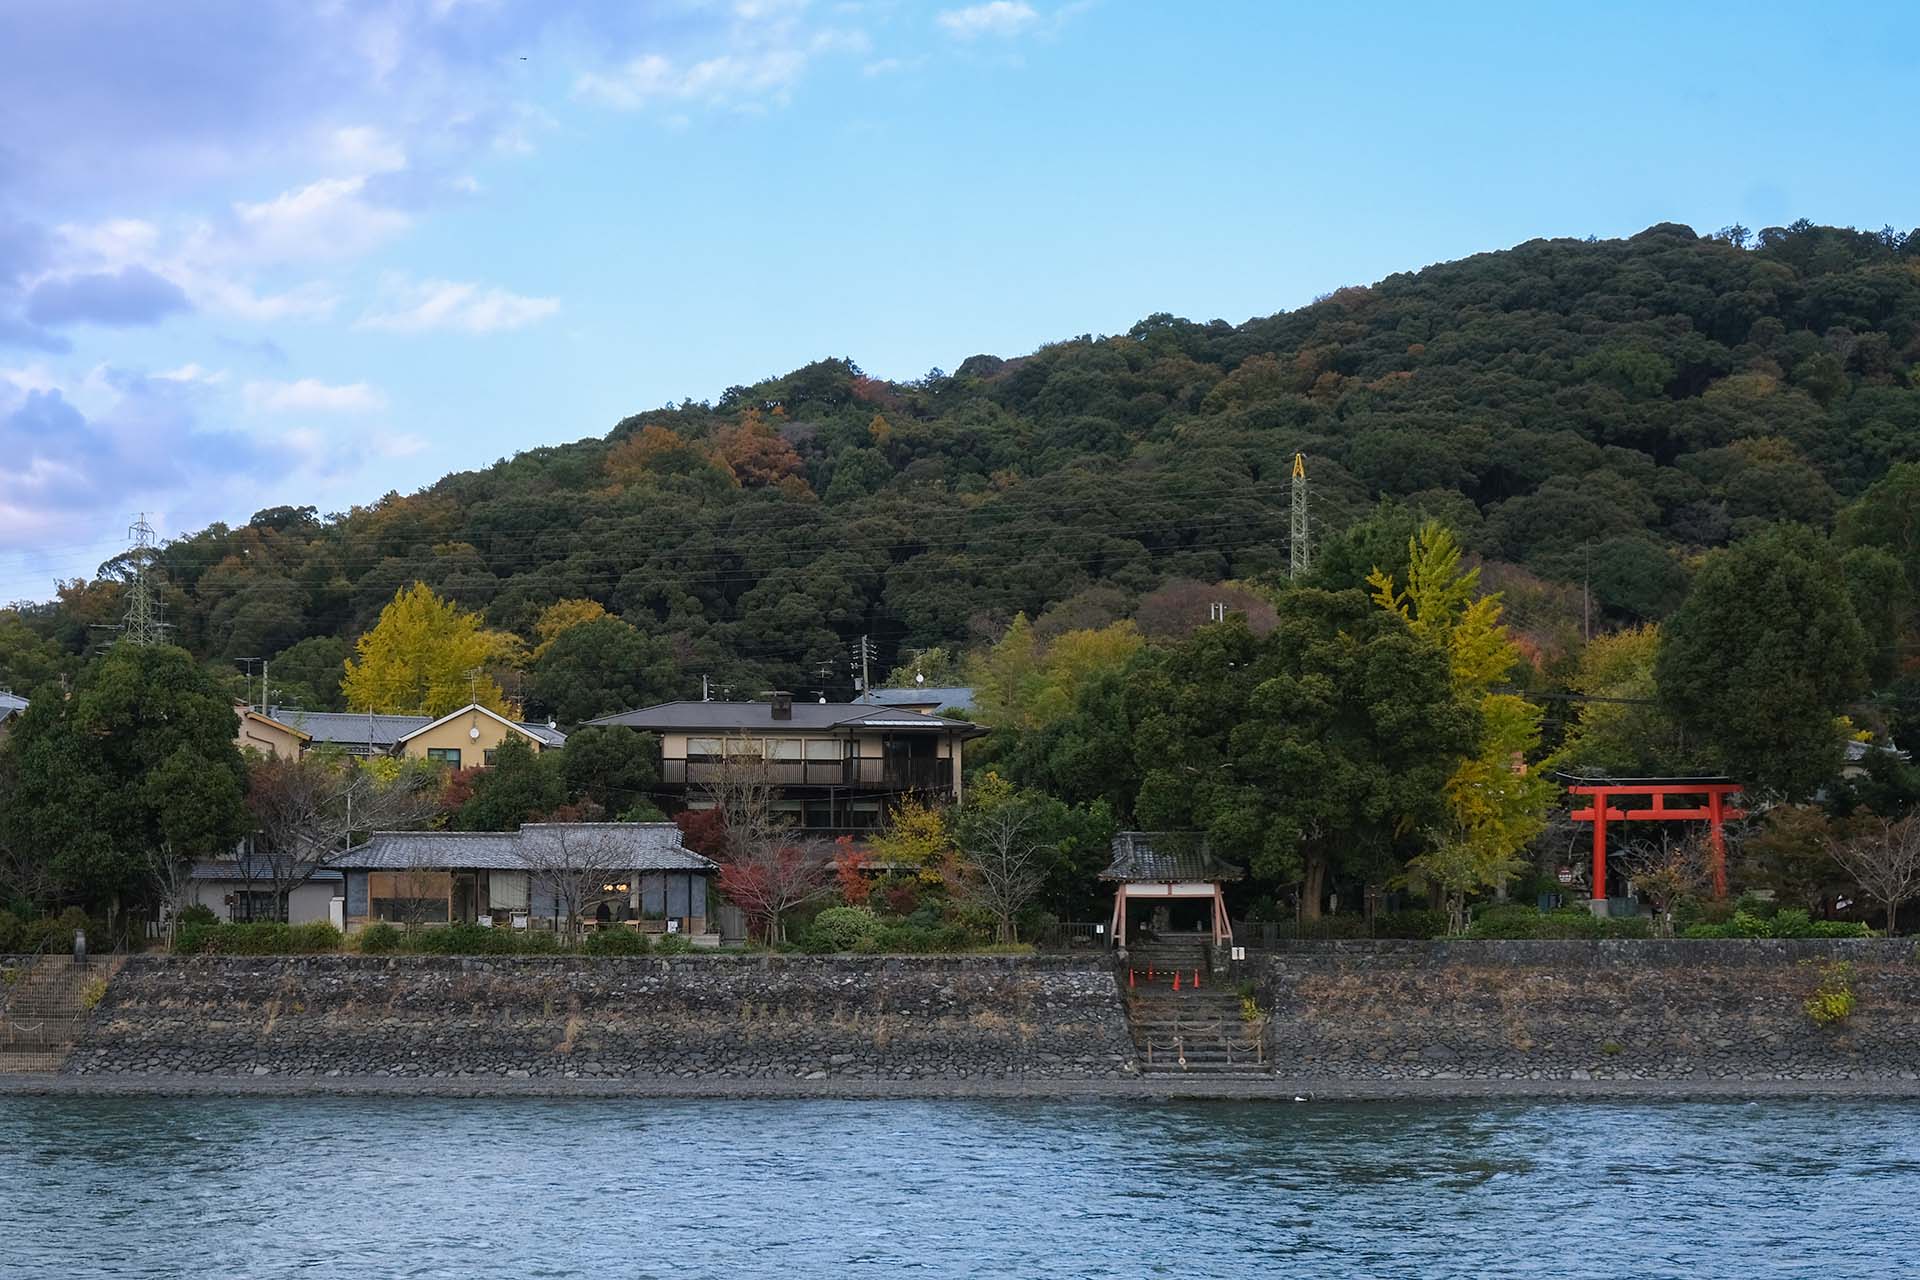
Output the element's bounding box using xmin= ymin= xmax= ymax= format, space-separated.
xmin=328 ymin=822 xmax=720 ymax=943
xmin=1102 ymin=831 xmax=1243 ymax=947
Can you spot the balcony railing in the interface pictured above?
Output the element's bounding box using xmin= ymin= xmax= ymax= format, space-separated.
xmin=661 ymin=758 xmax=951 ymax=791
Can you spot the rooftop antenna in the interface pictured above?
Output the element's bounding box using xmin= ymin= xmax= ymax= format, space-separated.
xmin=1289 ymin=454 xmax=1312 ymax=580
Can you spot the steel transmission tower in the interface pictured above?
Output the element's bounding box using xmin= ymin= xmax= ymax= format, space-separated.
xmin=1289 ymin=453 xmax=1311 ymax=579
xmin=117 ymin=514 xmax=171 ymax=646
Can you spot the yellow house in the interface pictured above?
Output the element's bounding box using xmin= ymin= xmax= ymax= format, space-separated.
xmin=393 ymin=703 xmax=560 ymax=770
xmin=233 ymin=704 xmax=312 ymax=760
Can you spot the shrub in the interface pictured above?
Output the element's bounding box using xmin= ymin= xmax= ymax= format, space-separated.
xmin=654 ymin=932 xmax=692 ymax=955
xmin=289 ymin=923 xmax=344 ymax=952
xmin=584 ymin=928 xmax=650 ymax=956
xmin=357 ymin=923 xmax=402 ymax=953
xmin=414 ymin=923 xmax=519 ymax=955
xmin=177 ymin=922 xmax=344 ymax=955
xmin=808 ymin=906 xmax=882 ymax=953
xmin=1372 ymin=909 xmax=1448 ymax=939
xmin=1682 ymin=912 xmax=1875 ymax=940
xmin=1805 ymin=959 xmax=1857 ymax=1026
xmin=177 ymin=904 xmax=217 ymax=928
xmin=1466 ymin=906 xmax=1651 ymax=940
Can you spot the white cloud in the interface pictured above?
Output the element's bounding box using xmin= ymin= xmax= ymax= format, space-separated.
xmin=357 ymin=276 xmax=559 ymax=334
xmin=325 ymin=125 xmax=408 ymax=176
xmin=155 ymin=363 xmax=227 ymax=385
xmin=576 ymin=13 xmax=869 ymax=112
xmin=245 ymin=378 xmax=387 ymax=414
xmin=936 ymin=2 xmax=1039 ymax=39
xmin=233 ymin=176 xmax=413 ymax=262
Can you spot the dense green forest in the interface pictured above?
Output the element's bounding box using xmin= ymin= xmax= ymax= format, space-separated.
xmin=5 ymin=219 xmax=1920 ymax=718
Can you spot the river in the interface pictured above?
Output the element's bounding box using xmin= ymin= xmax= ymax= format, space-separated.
xmin=1 ymin=1097 xmax=1913 ymax=1277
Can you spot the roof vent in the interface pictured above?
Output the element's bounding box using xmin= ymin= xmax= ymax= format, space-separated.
xmin=770 ymin=691 xmax=793 ymax=721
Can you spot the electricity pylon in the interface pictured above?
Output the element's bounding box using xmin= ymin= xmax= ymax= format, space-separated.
xmin=1289 ymin=453 xmax=1311 ymax=579
xmin=116 ymin=514 xmax=172 ymax=646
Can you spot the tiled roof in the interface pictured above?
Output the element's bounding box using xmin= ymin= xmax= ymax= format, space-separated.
xmin=266 ymin=706 xmax=566 ymax=748
xmin=0 ymin=690 xmax=27 ymax=722
xmin=190 ymin=860 xmax=343 ymax=883
xmin=1100 ymin=831 xmax=1244 ymax=883
xmin=854 ymin=686 xmax=975 ymax=712
xmin=587 ymin=699 xmax=978 ymax=735
xmin=328 ymin=823 xmax=715 ymax=872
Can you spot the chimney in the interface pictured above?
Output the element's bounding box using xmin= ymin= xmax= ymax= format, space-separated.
xmin=770 ymin=691 xmax=793 ymax=721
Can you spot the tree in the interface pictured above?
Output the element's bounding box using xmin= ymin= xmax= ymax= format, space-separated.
xmin=454 ymin=737 xmax=567 ymax=831
xmin=948 ymin=772 xmax=1051 ymax=943
xmin=265 ymin=636 xmax=351 ymax=712
xmin=1829 ymin=815 xmax=1920 ymax=934
xmin=341 ymin=582 xmax=514 ymax=717
xmin=1656 ymin=526 xmax=1869 ymax=799
xmin=560 ymin=725 xmax=661 ymax=815
xmin=521 ymin=824 xmax=627 ymax=939
xmin=864 ymin=796 xmax=952 ymax=884
xmin=0 ymin=645 xmax=251 ymax=917
xmin=1837 ymin=461 xmax=1920 ymax=593
xmin=246 ymin=753 xmax=442 ymax=918
xmin=1618 ymin=834 xmax=1712 ymax=937
xmin=1548 ymin=625 xmax=1694 ymax=776
xmin=530 ymin=598 xmax=611 ymax=659
xmin=1048 ymin=596 xmax=1475 ymax=919
xmin=1742 ymin=805 xmax=1850 ymax=913
xmin=881 ymin=646 xmax=967 ymax=688
xmin=1371 ymin=523 xmax=1554 ymax=926
xmin=700 ymin=751 xmax=832 ymax=942
xmin=529 ymin=617 xmax=679 ymax=725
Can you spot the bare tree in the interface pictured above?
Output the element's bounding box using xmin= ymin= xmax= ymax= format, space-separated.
xmin=521 ymin=824 xmax=627 ymax=941
xmin=1618 ymin=833 xmax=1711 ymax=938
xmin=702 ymin=751 xmax=831 ymax=943
xmin=248 ymin=754 xmax=440 ymax=920
xmin=1829 ymin=815 xmax=1920 ymax=935
xmin=146 ymin=845 xmax=200 ymax=948
xmin=387 ymin=840 xmax=450 ymax=934
xmin=950 ymin=784 xmax=1050 ymax=944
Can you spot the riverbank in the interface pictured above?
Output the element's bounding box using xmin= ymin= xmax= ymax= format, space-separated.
xmin=5 ymin=1070 xmax=1920 ymax=1102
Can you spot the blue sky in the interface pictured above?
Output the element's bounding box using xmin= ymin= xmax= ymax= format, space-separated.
xmin=1 ymin=0 xmax=1914 ymax=600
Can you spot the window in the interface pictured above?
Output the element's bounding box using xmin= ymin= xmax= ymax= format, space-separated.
xmin=229 ymin=890 xmax=285 ymax=923
xmin=769 ymin=738 xmax=802 ymax=761
xmin=804 ymin=739 xmax=841 ymax=762
xmin=686 ymin=738 xmax=723 ymax=760
xmin=483 ymin=749 xmax=499 ymax=766
xmin=426 ymin=747 xmax=461 ymax=768
xmin=368 ymin=871 xmax=451 ymax=924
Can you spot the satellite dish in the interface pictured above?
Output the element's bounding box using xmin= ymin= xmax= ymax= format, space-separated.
xmin=469 ymin=727 xmax=481 ymax=740
xmin=915 ymin=673 xmax=925 ymax=685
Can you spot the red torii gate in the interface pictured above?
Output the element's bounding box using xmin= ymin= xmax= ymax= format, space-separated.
xmin=1562 ymin=775 xmax=1745 ymax=909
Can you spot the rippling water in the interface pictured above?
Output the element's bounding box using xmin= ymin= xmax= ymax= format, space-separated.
xmin=3 ymin=1097 xmax=1915 ymax=1278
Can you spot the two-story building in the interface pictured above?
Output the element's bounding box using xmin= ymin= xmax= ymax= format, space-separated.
xmin=586 ymin=692 xmax=985 ymax=834
xmin=262 ymin=702 xmax=566 ymax=767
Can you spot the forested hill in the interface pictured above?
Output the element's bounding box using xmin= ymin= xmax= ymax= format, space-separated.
xmin=8 ymin=219 xmax=1920 ymax=715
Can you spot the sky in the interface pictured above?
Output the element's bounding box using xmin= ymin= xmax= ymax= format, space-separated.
xmin=1 ymin=0 xmax=1915 ymax=602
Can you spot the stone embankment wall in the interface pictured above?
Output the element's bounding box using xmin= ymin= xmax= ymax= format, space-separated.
xmin=69 ymin=955 xmax=1135 ymax=1082
xmin=1258 ymin=939 xmax=1920 ymax=1083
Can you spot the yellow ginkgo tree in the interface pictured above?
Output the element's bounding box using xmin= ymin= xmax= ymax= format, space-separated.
xmin=1369 ymin=522 xmax=1553 ymax=931
xmin=340 ymin=582 xmax=518 ymax=718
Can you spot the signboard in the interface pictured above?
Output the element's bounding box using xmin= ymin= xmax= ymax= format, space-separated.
xmin=1094 ymin=924 xmax=1105 ymax=935
xmin=1231 ymin=946 xmax=1246 ymax=962
xmin=511 ymin=914 xmax=529 ymax=930
xmin=477 ymin=914 xmax=492 ymax=929
xmin=666 ymin=919 xmax=682 ymax=934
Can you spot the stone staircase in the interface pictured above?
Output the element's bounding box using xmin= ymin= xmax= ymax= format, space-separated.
xmin=1121 ymin=942 xmax=1268 ymax=1076
xmin=1 ymin=956 xmax=106 ymax=1074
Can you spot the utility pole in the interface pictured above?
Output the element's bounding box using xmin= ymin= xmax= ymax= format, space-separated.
xmin=1289 ymin=453 xmax=1311 ymax=580
xmin=852 ymin=635 xmax=877 ymax=693
xmin=236 ymin=658 xmax=263 ymax=711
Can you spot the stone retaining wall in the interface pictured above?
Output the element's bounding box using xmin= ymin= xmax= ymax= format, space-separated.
xmin=68 ymin=954 xmax=1136 ymax=1082
xmin=1257 ymin=939 xmax=1920 ymax=1082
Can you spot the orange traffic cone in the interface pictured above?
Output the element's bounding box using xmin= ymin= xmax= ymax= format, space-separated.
xmin=1173 ymin=971 xmax=1181 ymax=991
